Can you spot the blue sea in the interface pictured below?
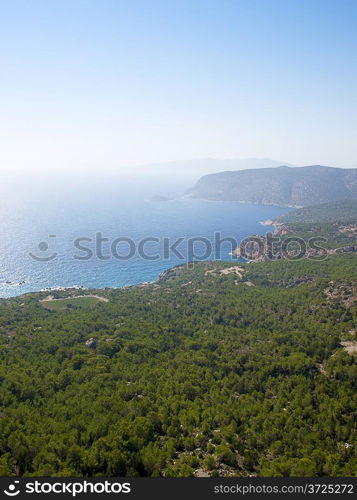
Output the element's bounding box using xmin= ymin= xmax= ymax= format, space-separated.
xmin=0 ymin=171 xmax=289 ymax=298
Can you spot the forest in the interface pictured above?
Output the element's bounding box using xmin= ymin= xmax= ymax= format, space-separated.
xmin=277 ymin=200 xmax=357 ymax=225
xmin=236 ymin=199 xmax=357 ymax=262
xmin=0 ymin=250 xmax=356 ymax=477
xmin=275 ymin=200 xmax=357 ymax=251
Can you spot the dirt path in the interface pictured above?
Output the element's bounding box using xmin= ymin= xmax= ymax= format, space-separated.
xmin=205 ymin=266 xmax=244 ymax=278
xmin=40 ymin=294 xmax=109 ymax=303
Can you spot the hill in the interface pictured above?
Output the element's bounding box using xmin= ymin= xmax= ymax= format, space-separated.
xmin=0 ymin=253 xmax=356 ymax=477
xmin=186 ymin=165 xmax=357 ymax=207
xmin=233 ymin=200 xmax=357 ymax=262
xmin=274 ymin=199 xmax=357 ymax=251
xmin=277 ymin=199 xmax=357 ymax=224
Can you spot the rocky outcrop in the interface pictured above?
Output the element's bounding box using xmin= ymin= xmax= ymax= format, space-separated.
xmin=85 ymin=338 xmax=97 ymax=349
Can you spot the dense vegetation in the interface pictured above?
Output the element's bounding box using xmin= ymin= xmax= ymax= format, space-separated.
xmin=235 ymin=200 xmax=357 ymax=262
xmin=187 ymin=165 xmax=357 ymax=207
xmin=0 ymin=252 xmax=356 ymax=477
xmin=277 ymin=200 xmax=357 ymax=225
xmin=275 ymin=200 xmax=357 ymax=252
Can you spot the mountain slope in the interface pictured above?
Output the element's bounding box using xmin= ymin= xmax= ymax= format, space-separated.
xmin=233 ymin=200 xmax=357 ymax=261
xmin=276 ymin=199 xmax=357 ymax=224
xmin=0 ymin=254 xmax=356 ymax=477
xmin=186 ymin=165 xmax=357 ymax=207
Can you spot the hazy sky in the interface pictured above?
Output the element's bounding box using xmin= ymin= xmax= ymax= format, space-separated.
xmin=1 ymin=0 xmax=357 ymax=172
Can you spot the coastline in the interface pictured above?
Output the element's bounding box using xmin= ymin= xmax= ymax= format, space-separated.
xmin=183 ymin=195 xmax=302 ymax=209
xmin=259 ymin=218 xmax=277 ymax=226
xmin=1 ymin=204 xmax=293 ymax=301
xmin=0 ymin=260 xmax=244 ymax=301
xmin=0 ymin=276 xmax=170 ymax=301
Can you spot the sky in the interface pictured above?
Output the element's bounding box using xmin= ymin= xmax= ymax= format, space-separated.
xmin=0 ymin=0 xmax=357 ymax=172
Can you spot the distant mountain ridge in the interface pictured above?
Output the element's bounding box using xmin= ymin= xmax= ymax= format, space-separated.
xmin=186 ymin=165 xmax=357 ymax=207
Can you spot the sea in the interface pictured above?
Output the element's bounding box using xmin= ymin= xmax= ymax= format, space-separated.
xmin=0 ymin=170 xmax=290 ymax=298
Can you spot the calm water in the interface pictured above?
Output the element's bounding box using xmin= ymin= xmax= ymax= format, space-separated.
xmin=0 ymin=172 xmax=289 ymax=298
